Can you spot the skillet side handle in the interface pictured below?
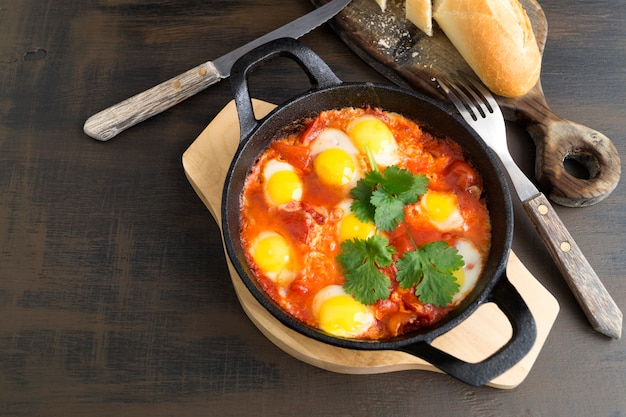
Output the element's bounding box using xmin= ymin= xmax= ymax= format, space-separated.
xmin=400 ymin=278 xmax=537 ymax=387
xmin=230 ymin=37 xmax=342 ymax=140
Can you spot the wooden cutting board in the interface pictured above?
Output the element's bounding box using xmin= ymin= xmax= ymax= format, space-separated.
xmin=311 ymin=0 xmax=620 ymax=208
xmin=182 ymin=99 xmax=560 ymax=389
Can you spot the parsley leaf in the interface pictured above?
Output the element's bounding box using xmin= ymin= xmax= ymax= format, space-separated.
xmin=350 ymin=164 xmax=428 ymax=232
xmin=370 ymin=189 xmax=406 ymax=231
xmin=337 ymin=235 xmax=396 ymax=305
xmin=396 ymin=241 xmax=464 ymax=307
xmin=380 ymin=165 xmax=428 ymax=201
xmin=350 ymin=180 xmax=377 ymax=224
xmin=341 ymin=154 xmax=463 ymax=308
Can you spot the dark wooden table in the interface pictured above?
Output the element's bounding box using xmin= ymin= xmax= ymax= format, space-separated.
xmin=1 ymin=1 xmax=624 ymax=415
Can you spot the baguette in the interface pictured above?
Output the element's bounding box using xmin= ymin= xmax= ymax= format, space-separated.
xmin=433 ymin=0 xmax=541 ymax=97
xmin=406 ymin=0 xmax=433 ymax=36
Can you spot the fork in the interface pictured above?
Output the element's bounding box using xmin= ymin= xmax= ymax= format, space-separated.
xmin=438 ymin=75 xmax=622 ymax=339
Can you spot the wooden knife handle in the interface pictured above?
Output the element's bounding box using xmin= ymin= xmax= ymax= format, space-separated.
xmin=500 ymin=81 xmax=621 ymax=208
xmin=523 ymin=192 xmax=622 ymax=339
xmin=84 ymin=61 xmax=222 ymax=141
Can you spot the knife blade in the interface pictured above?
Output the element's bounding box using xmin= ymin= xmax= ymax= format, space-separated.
xmin=84 ymin=0 xmax=351 ymax=141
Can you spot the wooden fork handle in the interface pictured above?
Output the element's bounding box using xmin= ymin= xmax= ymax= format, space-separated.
xmin=523 ymin=192 xmax=622 ymax=339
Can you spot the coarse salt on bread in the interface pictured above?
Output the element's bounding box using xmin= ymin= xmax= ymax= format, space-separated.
xmin=433 ymin=0 xmax=542 ymax=97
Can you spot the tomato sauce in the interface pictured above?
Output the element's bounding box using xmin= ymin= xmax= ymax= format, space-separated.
xmin=239 ymin=107 xmax=491 ymax=340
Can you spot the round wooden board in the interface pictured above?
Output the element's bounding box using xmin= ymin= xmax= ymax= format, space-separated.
xmin=182 ymin=99 xmax=560 ymax=389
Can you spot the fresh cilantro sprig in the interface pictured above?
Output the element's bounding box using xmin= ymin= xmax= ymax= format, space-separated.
xmin=337 ymin=148 xmax=466 ymax=307
xmin=350 ymin=149 xmax=428 ymax=232
xmin=337 ymin=235 xmax=396 ymax=305
xmin=396 ymin=241 xmax=464 ymax=307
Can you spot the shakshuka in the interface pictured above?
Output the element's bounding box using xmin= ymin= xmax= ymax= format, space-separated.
xmin=239 ymin=107 xmax=491 ymax=340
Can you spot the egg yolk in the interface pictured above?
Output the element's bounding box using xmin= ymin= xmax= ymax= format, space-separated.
xmin=313 ymin=148 xmax=356 ymax=187
xmin=251 ymin=234 xmax=291 ymax=277
xmin=317 ymin=294 xmax=371 ymax=337
xmin=338 ymin=212 xmax=375 ymax=242
xmin=350 ymin=117 xmax=395 ymax=156
xmin=422 ymin=191 xmax=459 ymax=223
xmin=453 ymin=267 xmax=465 ymax=287
xmin=265 ymin=170 xmax=303 ymax=205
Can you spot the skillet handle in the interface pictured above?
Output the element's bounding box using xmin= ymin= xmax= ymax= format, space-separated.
xmin=230 ymin=37 xmax=342 ymax=140
xmin=400 ymin=277 xmax=537 ymax=387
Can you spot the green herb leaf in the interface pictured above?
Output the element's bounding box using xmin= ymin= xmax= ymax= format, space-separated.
xmin=342 ymin=160 xmax=463 ymax=308
xmin=350 ymin=180 xmax=376 ymax=224
xmin=337 ymin=235 xmax=396 ymax=305
xmin=380 ymin=165 xmax=428 ymax=201
xmin=370 ymin=189 xmax=406 ymax=231
xmin=396 ymin=241 xmax=464 ymax=307
xmin=349 ymin=165 xmax=428 ymax=232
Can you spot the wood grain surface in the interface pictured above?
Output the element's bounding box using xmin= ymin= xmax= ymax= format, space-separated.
xmin=0 ymin=1 xmax=624 ymax=416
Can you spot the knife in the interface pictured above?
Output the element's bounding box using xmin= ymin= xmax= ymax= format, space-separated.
xmin=84 ymin=0 xmax=351 ymax=141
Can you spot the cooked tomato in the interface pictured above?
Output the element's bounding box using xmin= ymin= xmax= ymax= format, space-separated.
xmin=239 ymin=107 xmax=491 ymax=340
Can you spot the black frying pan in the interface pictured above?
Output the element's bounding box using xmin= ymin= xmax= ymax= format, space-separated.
xmin=221 ymin=38 xmax=536 ymax=387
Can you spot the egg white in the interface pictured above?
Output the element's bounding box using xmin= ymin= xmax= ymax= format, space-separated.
xmin=262 ymin=159 xmax=297 ymax=181
xmin=261 ymin=159 xmax=303 ymax=206
xmin=310 ymin=128 xmax=363 ymax=190
xmin=419 ymin=191 xmax=465 ymax=231
xmin=348 ymin=115 xmax=400 ymax=167
xmin=334 ymin=199 xmax=376 ymax=242
xmin=312 ymin=284 xmax=375 ymax=338
xmin=310 ymin=128 xmax=360 ymax=157
xmin=249 ymin=231 xmax=296 ymax=287
xmin=451 ymin=239 xmax=485 ymax=304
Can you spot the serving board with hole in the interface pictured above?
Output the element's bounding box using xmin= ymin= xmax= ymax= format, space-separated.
xmin=182 ymin=99 xmax=560 ymax=389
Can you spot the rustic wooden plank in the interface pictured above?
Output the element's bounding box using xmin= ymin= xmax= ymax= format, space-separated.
xmin=0 ymin=0 xmax=624 ymax=415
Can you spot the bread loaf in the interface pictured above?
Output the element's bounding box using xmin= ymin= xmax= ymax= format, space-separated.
xmin=406 ymin=0 xmax=433 ymax=36
xmin=432 ymin=0 xmax=542 ymax=97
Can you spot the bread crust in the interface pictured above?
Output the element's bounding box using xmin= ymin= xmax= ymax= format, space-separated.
xmin=433 ymin=0 xmax=542 ymax=97
xmin=406 ymin=0 xmax=433 ymax=36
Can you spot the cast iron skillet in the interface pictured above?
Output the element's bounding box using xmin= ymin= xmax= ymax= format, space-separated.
xmin=222 ymin=38 xmax=536 ymax=387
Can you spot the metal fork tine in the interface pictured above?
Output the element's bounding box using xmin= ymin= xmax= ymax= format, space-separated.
xmin=456 ymin=79 xmax=489 ymax=119
xmin=464 ymin=76 xmax=499 ymax=114
xmin=437 ymin=76 xmax=479 ymax=122
xmin=439 ymin=74 xmax=503 ymax=123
